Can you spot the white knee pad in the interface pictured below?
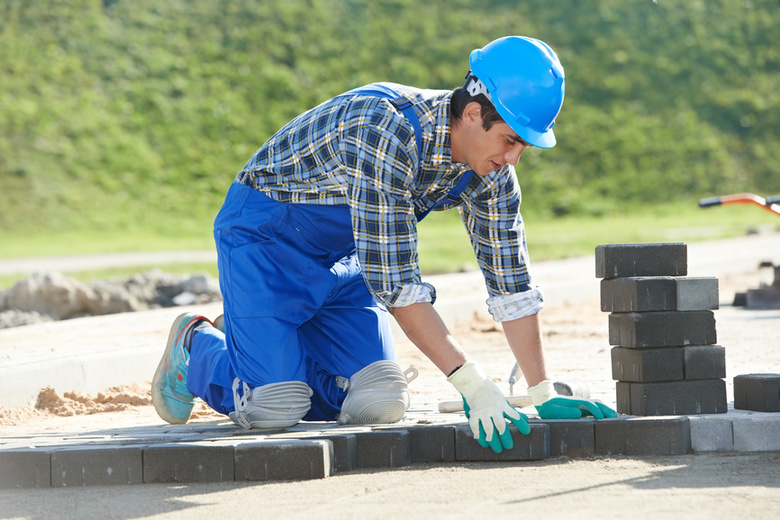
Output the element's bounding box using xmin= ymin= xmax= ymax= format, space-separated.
xmin=230 ymin=378 xmax=312 ymax=429
xmin=336 ymin=360 xmax=410 ymax=425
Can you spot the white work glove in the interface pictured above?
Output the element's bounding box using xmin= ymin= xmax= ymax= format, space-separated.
xmin=529 ymin=380 xmax=618 ymax=419
xmin=448 ymin=361 xmax=531 ymax=453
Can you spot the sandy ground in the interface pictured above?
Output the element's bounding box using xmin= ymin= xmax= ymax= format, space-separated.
xmin=1 ymin=270 xmax=779 ymax=519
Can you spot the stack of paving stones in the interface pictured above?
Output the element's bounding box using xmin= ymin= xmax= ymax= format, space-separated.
xmin=596 ymin=242 xmax=727 ymax=416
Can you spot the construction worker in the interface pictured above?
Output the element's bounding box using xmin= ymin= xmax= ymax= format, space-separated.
xmin=152 ymin=35 xmax=617 ymax=454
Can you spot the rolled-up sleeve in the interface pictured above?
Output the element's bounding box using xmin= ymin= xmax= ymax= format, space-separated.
xmin=459 ymin=168 xmax=545 ymax=322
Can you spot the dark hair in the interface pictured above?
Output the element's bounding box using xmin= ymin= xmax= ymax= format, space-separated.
xmin=450 ymin=86 xmax=504 ymax=131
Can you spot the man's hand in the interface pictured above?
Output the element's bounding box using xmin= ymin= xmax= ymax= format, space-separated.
xmin=448 ymin=361 xmax=530 ymax=453
xmin=529 ymin=380 xmax=618 ymax=419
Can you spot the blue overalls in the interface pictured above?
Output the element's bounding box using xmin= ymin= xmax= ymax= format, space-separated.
xmin=187 ymin=85 xmax=473 ymax=421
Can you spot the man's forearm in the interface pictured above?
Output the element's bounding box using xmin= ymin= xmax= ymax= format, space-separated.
xmin=501 ymin=312 xmax=548 ymax=388
xmin=389 ymin=302 xmax=468 ymax=375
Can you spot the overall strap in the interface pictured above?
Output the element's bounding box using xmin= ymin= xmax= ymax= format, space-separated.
xmin=344 ymin=84 xmax=474 ymax=221
xmin=344 ymin=84 xmax=423 ymax=172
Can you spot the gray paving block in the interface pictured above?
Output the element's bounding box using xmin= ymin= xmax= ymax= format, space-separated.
xmin=732 ymin=416 xmax=780 ymax=451
xmin=616 ymin=381 xmax=632 ymax=414
xmin=734 ymin=373 xmax=780 ymax=412
xmin=143 ymin=444 xmax=235 ymax=483
xmin=684 ymin=345 xmax=726 ymax=380
xmin=609 ymin=311 xmax=717 ymax=348
xmin=612 ymin=345 xmax=725 ymax=383
xmin=318 ymin=434 xmax=357 ymax=472
xmin=234 ymin=440 xmax=331 ymax=482
xmin=537 ymin=419 xmax=596 ymax=458
xmin=454 ymin=423 xmax=549 ymax=461
xmin=689 ymin=416 xmax=734 ymax=452
xmin=595 ymin=416 xmax=692 ymax=455
xmin=405 ymin=425 xmax=456 ymax=463
xmin=616 ymin=379 xmax=728 ymax=416
xmin=596 ymin=243 xmax=687 ymax=279
xmin=355 ymin=430 xmax=410 ymax=468
xmin=0 ymin=450 xmax=51 ymax=489
xmin=51 ymin=446 xmax=143 ymax=487
xmin=601 ymin=277 xmax=718 ymax=312
xmin=612 ymin=346 xmax=684 ymax=383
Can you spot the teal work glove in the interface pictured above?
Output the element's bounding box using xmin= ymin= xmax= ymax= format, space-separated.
xmin=448 ymin=361 xmax=531 ymax=453
xmin=529 ymin=380 xmax=618 ymax=419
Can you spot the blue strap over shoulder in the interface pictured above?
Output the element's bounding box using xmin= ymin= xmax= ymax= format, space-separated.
xmin=345 ymin=84 xmax=474 ymax=221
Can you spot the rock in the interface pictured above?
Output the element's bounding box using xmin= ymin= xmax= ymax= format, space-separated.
xmin=0 ymin=272 xmax=95 ymax=320
xmin=0 ymin=269 xmax=222 ymax=329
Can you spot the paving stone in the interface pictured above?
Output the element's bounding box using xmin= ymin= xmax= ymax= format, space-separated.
xmin=595 ymin=243 xmax=687 ymax=279
xmin=595 ymin=416 xmax=691 ymax=455
xmin=454 ymin=423 xmax=549 ymax=461
xmin=608 ymin=311 xmax=717 ymax=348
xmin=405 ymin=425 xmax=456 ymax=463
xmin=684 ymin=345 xmax=726 ymax=380
xmin=612 ymin=345 xmax=725 ymax=383
xmin=537 ymin=419 xmax=596 ymax=458
xmin=612 ymin=346 xmax=684 ymax=383
xmin=616 ymin=379 xmax=727 ymax=416
xmin=601 ymin=277 xmax=718 ymax=312
xmin=0 ymin=450 xmax=51 ymax=489
xmin=234 ymin=440 xmax=331 ymax=482
xmin=143 ymin=443 xmax=235 ymax=483
xmin=688 ymin=416 xmax=734 ymax=452
xmin=51 ymin=446 xmax=143 ymax=487
xmin=355 ymin=430 xmax=410 ymax=468
xmin=734 ymin=373 xmax=780 ymax=412
xmin=732 ymin=416 xmax=780 ymax=451
xmin=318 ymin=434 xmax=357 ymax=473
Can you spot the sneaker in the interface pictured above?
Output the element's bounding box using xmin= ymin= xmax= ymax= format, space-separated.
xmin=152 ymin=312 xmax=210 ymax=424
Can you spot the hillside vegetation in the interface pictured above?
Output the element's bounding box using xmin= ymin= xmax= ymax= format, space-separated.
xmin=1 ymin=0 xmax=778 ymax=241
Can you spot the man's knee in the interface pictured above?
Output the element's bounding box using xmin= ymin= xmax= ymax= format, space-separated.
xmin=336 ymin=360 xmax=410 ymax=425
xmin=230 ymin=379 xmax=312 ymax=429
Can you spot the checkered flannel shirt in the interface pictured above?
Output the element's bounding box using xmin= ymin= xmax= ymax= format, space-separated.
xmin=235 ymin=82 xmax=543 ymax=321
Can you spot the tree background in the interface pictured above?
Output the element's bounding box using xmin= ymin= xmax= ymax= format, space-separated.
xmin=1 ymin=0 xmax=777 ymax=236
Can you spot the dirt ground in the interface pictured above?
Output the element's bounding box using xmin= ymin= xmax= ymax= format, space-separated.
xmin=1 ymin=270 xmax=779 ymax=519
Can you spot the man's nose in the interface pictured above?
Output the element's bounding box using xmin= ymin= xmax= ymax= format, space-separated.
xmin=506 ymin=144 xmax=526 ymax=166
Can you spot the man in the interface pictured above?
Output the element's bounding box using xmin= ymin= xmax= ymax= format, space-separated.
xmin=152 ymin=35 xmax=617 ymax=454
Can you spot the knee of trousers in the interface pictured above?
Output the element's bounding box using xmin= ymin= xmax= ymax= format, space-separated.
xmin=337 ymin=360 xmax=410 ymax=425
xmin=230 ymin=379 xmax=313 ymax=429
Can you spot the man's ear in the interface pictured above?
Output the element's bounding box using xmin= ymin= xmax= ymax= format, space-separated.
xmin=463 ymin=101 xmax=482 ymax=124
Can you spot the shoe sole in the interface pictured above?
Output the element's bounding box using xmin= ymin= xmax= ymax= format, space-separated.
xmin=151 ymin=312 xmax=203 ymax=424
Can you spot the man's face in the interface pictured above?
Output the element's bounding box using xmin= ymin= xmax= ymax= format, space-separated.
xmin=452 ymin=104 xmax=530 ymax=176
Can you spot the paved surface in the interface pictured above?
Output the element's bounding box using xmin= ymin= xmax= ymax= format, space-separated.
xmin=1 ymin=234 xmax=779 ymax=488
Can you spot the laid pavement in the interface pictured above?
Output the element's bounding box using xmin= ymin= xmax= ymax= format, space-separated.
xmin=1 ymin=234 xmax=779 ymax=488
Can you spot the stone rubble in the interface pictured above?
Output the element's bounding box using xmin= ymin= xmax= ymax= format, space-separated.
xmin=0 ymin=269 xmax=221 ymax=329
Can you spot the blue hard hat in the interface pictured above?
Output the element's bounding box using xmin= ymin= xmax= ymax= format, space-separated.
xmin=467 ymin=36 xmax=565 ymax=149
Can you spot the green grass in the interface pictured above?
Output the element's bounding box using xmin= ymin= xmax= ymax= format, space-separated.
xmin=0 ymin=200 xmax=777 ymax=289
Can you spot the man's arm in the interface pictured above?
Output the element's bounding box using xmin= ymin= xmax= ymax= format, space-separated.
xmin=389 ymin=302 xmax=467 ymax=376
xmin=501 ymin=312 xmax=548 ymax=388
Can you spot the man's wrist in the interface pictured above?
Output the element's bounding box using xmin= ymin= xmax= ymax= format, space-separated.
xmin=528 ymin=380 xmax=556 ymax=406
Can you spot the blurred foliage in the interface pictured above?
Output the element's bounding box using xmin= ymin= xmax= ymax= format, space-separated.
xmin=1 ymin=0 xmax=778 ymax=235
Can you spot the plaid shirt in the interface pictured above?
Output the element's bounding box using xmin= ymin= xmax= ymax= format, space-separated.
xmin=235 ymin=82 xmax=543 ymax=321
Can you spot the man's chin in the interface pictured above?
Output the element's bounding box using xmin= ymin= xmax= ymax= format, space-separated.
xmin=472 ymin=166 xmax=493 ymax=177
